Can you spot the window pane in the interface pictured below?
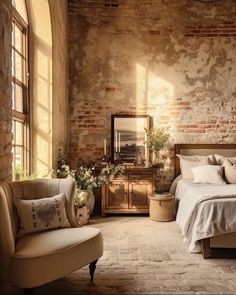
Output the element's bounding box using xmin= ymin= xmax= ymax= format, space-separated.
xmin=12 ymin=0 xmax=28 ymax=24
xmin=12 ymin=82 xmax=15 ymax=110
xmin=12 ymin=145 xmax=24 ymax=177
xmin=12 ymin=120 xmax=23 ymax=145
xmin=12 ymin=120 xmax=15 ymax=144
xmin=15 ymin=84 xmax=23 ymax=112
xmin=11 ymin=48 xmax=15 ymax=76
xmin=15 ymin=121 xmax=23 ymax=145
xmin=14 ymin=24 xmax=23 ymax=54
xmin=14 ymin=50 xmax=23 ymax=82
xmin=15 ymin=146 xmax=23 ymax=167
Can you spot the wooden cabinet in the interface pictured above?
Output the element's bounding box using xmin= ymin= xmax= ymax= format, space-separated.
xmin=101 ymin=168 xmax=156 ymax=216
xmin=105 ymin=181 xmax=128 ymax=209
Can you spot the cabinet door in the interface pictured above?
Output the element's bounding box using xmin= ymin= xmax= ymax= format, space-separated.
xmin=105 ymin=181 xmax=128 ymax=209
xmin=129 ymin=182 xmax=152 ymax=209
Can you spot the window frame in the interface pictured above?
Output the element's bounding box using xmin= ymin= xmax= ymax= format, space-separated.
xmin=12 ymin=5 xmax=30 ymax=177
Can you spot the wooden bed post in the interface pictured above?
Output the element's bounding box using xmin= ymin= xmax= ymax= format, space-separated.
xmin=174 ymin=144 xmax=181 ymax=178
xmin=201 ymin=238 xmax=212 ymax=259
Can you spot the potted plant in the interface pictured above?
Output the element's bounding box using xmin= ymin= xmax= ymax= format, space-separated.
xmin=145 ymin=127 xmax=169 ymax=167
xmin=57 ymin=159 xmax=123 ymax=223
xmin=57 ymin=163 xmax=95 ymax=213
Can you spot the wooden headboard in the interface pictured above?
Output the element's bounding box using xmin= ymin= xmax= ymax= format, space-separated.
xmin=174 ymin=144 xmax=236 ymax=177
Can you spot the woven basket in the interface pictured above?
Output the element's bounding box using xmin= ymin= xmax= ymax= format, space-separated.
xmin=149 ymin=194 xmax=175 ymax=222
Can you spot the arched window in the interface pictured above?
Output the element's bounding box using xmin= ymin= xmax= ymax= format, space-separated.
xmin=12 ymin=0 xmax=30 ymax=179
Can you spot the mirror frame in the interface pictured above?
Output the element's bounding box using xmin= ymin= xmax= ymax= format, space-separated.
xmin=111 ymin=114 xmax=150 ymax=164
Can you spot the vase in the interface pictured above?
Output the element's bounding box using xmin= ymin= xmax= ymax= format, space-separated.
xmin=75 ymin=205 xmax=90 ymax=226
xmin=87 ymin=191 xmax=95 ymax=216
xmin=77 ymin=190 xmax=88 ymax=205
xmin=152 ymin=150 xmax=163 ymax=168
xmin=76 ymin=190 xmax=95 ymax=216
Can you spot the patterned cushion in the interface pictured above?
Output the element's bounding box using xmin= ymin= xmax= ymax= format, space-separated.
xmin=223 ymin=159 xmax=236 ymax=184
xmin=14 ymin=194 xmax=70 ymax=237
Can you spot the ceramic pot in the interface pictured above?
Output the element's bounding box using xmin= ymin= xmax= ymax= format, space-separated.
xmin=87 ymin=191 xmax=95 ymax=216
xmin=76 ymin=190 xmax=95 ymax=216
xmin=75 ymin=205 xmax=90 ymax=226
xmin=77 ymin=190 xmax=88 ymax=204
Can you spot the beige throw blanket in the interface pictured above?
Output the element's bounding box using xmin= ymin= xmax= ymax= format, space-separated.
xmin=176 ymin=180 xmax=236 ymax=252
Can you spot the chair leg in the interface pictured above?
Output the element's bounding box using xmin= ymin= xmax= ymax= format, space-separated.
xmin=89 ymin=259 xmax=98 ymax=282
xmin=23 ymin=288 xmax=35 ymax=295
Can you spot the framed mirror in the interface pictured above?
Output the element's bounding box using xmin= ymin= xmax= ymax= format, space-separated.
xmin=111 ymin=114 xmax=150 ymax=164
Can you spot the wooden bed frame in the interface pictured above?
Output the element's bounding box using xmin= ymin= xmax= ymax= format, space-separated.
xmin=174 ymin=143 xmax=236 ymax=259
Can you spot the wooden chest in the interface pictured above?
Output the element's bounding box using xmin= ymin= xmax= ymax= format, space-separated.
xmin=101 ymin=168 xmax=157 ymax=217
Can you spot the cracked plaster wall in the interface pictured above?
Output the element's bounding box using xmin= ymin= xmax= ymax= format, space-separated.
xmin=68 ymin=0 xmax=236 ymax=189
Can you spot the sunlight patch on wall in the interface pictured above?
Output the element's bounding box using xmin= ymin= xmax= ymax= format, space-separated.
xmin=28 ymin=0 xmax=52 ymax=176
xmin=36 ymin=50 xmax=52 ymax=85
xmin=36 ymin=134 xmax=51 ymax=177
xmin=136 ymin=63 xmax=148 ymax=105
xmin=136 ymin=63 xmax=174 ymax=107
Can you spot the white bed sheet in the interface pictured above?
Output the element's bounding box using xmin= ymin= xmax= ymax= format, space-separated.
xmin=175 ymin=180 xmax=236 ymax=252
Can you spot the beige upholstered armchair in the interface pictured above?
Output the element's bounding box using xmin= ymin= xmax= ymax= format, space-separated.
xmin=0 ymin=178 xmax=103 ymax=294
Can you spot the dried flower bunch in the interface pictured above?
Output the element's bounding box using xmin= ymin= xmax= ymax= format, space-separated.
xmin=145 ymin=127 xmax=169 ymax=152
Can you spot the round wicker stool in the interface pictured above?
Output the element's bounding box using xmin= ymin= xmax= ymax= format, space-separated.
xmin=149 ymin=193 xmax=175 ymax=222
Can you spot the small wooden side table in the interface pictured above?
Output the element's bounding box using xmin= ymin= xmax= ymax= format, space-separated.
xmin=149 ymin=193 xmax=175 ymax=222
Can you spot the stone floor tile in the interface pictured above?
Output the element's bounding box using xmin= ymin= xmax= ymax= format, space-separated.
xmin=1 ymin=216 xmax=236 ymax=295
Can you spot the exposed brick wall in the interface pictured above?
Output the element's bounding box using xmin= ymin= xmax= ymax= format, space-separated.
xmin=185 ymin=22 xmax=236 ymax=38
xmin=68 ymin=0 xmax=236 ymax=190
xmin=0 ymin=0 xmax=12 ymax=183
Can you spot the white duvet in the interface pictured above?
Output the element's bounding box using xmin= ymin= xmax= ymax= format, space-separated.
xmin=175 ymin=180 xmax=236 ymax=252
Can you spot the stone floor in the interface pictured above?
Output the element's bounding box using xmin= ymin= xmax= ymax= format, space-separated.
xmin=1 ymin=216 xmax=236 ymax=295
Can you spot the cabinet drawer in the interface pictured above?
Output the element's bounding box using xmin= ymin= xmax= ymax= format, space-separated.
xmin=109 ymin=174 xmax=128 ymax=181
xmin=128 ymin=173 xmax=153 ymax=181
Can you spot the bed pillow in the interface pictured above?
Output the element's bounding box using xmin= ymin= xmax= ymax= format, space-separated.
xmin=223 ymin=159 xmax=236 ymax=184
xmin=214 ymin=154 xmax=236 ymax=165
xmin=179 ymin=157 xmax=210 ymax=180
xmin=14 ymin=193 xmax=70 ymax=237
xmin=191 ymin=165 xmax=226 ymax=184
xmin=177 ymin=154 xmax=215 ymax=165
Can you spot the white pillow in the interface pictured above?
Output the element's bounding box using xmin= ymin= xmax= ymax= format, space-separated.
xmin=14 ymin=193 xmax=71 ymax=237
xmin=191 ymin=165 xmax=226 ymax=184
xmin=214 ymin=154 xmax=236 ymax=165
xmin=179 ymin=158 xmax=210 ymax=180
xmin=223 ymin=159 xmax=236 ymax=184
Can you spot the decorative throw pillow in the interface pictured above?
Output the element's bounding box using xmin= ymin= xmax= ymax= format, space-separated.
xmin=214 ymin=154 xmax=236 ymax=165
xmin=14 ymin=194 xmax=70 ymax=237
xmin=178 ymin=157 xmax=210 ymax=180
xmin=223 ymin=159 xmax=236 ymax=184
xmin=191 ymin=165 xmax=226 ymax=184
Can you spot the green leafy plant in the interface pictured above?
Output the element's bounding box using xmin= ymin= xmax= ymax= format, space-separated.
xmin=57 ymin=159 xmax=123 ymax=206
xmin=145 ymin=127 xmax=169 ymax=151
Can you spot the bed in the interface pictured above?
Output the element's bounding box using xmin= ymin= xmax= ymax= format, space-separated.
xmin=174 ymin=144 xmax=236 ymax=259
